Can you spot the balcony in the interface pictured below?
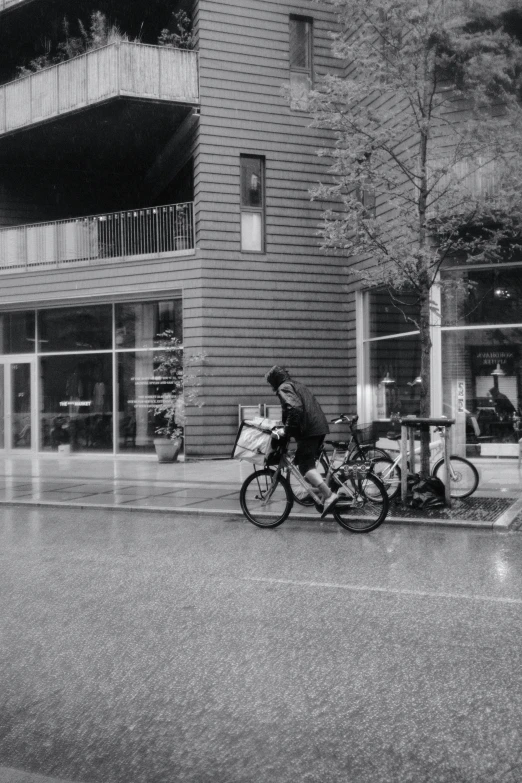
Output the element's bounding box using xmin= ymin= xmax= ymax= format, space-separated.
xmin=0 ymin=201 xmax=194 ymax=273
xmin=0 ymin=0 xmax=26 ymax=9
xmin=0 ymin=42 xmax=199 ymax=139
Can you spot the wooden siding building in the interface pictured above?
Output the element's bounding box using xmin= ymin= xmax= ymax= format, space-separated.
xmin=0 ymin=0 xmax=353 ymax=458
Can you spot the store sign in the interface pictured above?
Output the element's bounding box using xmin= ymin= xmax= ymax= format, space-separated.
xmin=470 ymin=346 xmax=518 ymax=375
xmin=129 ymin=375 xmax=176 ymax=410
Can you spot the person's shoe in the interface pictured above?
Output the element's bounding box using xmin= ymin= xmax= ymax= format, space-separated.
xmin=320 ymin=493 xmax=339 ymax=519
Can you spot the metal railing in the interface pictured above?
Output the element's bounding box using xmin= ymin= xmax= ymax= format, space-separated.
xmin=0 ymin=0 xmax=28 ymax=9
xmin=0 ymin=202 xmax=194 ymax=272
xmin=0 ymin=42 xmax=199 ymax=136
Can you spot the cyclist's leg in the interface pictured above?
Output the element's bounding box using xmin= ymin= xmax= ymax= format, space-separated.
xmin=297 ymin=436 xmax=331 ymax=501
xmin=289 ymin=445 xmax=326 ymax=505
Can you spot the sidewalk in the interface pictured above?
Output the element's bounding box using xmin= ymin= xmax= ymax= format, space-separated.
xmin=0 ymin=453 xmax=520 ymax=530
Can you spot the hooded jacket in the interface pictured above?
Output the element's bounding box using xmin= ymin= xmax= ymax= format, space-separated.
xmin=265 ymin=366 xmax=329 ymax=439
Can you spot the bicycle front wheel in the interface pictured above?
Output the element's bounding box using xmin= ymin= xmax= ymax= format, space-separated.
xmin=432 ymin=456 xmax=479 ymax=499
xmin=240 ymin=468 xmax=293 ymax=527
xmin=333 ymin=471 xmax=389 ymax=533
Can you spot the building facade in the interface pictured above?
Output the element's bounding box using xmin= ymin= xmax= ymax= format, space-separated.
xmin=0 ymin=0 xmax=353 ymax=459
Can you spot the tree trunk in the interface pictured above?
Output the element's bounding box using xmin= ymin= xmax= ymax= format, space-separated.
xmin=418 ymin=292 xmax=432 ymax=478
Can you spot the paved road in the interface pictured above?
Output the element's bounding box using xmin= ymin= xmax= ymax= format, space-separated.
xmin=1 ymin=507 xmax=522 ymax=783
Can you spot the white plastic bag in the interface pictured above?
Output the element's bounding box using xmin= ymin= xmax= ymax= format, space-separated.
xmin=232 ymin=420 xmax=275 ymax=464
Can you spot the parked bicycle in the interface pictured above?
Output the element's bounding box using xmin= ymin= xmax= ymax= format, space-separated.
xmin=369 ymin=424 xmax=479 ymax=500
xmin=239 ymin=426 xmax=389 ymax=532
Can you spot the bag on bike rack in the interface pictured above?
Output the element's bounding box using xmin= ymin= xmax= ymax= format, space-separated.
xmin=410 ymin=476 xmax=446 ymax=509
xmin=232 ymin=420 xmax=277 ymax=464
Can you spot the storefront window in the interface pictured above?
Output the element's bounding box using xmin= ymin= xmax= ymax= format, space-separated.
xmin=38 ymin=305 xmax=112 ymax=352
xmin=442 ymin=269 xmax=522 ymax=327
xmin=368 ymin=288 xmax=420 ymax=339
xmin=442 ymin=327 xmax=522 ymax=457
xmin=0 ymin=297 xmax=183 ymax=455
xmin=118 ymin=351 xmax=183 ymax=453
xmin=367 ymin=334 xmax=422 ymax=433
xmin=40 ymin=354 xmax=113 ymax=452
xmin=0 ymin=311 xmax=35 ymax=354
xmin=115 ymin=300 xmax=182 ymax=349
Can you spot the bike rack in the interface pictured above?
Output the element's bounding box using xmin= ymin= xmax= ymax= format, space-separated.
xmin=399 ymin=417 xmax=455 ymax=507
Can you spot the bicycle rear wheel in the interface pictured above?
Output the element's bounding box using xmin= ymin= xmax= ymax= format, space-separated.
xmin=432 ymin=456 xmax=479 ymax=499
xmin=358 ymin=446 xmax=394 ymax=463
xmin=240 ymin=468 xmax=293 ymax=527
xmin=332 ymin=471 xmax=389 ymax=532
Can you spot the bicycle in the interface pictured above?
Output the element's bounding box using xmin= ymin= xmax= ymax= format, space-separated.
xmin=369 ymin=424 xmax=479 ymax=500
xmin=239 ymin=427 xmax=389 ymax=533
xmin=287 ymin=414 xmax=390 ymax=507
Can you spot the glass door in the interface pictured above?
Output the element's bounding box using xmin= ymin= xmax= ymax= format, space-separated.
xmin=0 ymin=358 xmax=36 ymax=451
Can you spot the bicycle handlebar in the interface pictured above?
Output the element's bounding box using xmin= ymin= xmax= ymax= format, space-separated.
xmin=330 ymin=414 xmax=359 ymax=426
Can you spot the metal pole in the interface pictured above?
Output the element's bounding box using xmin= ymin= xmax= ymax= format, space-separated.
xmin=443 ymin=424 xmax=452 ymax=508
xmin=409 ymin=426 xmax=416 ymax=475
xmin=401 ymin=423 xmax=408 ymax=503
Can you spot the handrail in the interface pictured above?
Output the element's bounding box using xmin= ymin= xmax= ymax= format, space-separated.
xmin=0 ymin=201 xmax=195 ymax=272
xmin=0 ymin=42 xmax=199 ymax=136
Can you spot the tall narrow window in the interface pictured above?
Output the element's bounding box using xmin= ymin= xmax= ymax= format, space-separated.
xmin=240 ymin=155 xmax=265 ymax=253
xmin=289 ymin=16 xmax=313 ymax=110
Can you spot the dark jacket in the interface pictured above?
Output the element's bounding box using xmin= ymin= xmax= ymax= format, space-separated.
xmin=266 ymin=367 xmax=329 ymax=439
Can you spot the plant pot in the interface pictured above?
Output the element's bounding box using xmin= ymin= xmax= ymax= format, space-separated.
xmin=153 ymin=437 xmax=182 ymax=463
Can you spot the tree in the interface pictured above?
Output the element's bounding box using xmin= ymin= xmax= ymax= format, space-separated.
xmin=150 ymin=331 xmax=206 ymax=442
xmin=158 ymin=11 xmax=195 ymax=50
xmin=310 ymin=0 xmax=522 ymax=476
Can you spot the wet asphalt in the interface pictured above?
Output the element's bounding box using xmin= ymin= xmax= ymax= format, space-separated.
xmin=0 ymin=506 xmax=522 ymax=783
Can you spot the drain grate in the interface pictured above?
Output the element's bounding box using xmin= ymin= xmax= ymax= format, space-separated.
xmin=388 ymin=497 xmax=514 ymax=523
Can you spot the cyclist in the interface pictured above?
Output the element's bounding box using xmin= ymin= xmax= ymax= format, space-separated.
xmin=264 ymin=365 xmax=339 ymax=517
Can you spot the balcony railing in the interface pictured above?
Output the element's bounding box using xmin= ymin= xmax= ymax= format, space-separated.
xmin=0 ymin=42 xmax=199 ymax=136
xmin=0 ymin=201 xmax=194 ymax=272
xmin=0 ymin=0 xmax=27 ymax=9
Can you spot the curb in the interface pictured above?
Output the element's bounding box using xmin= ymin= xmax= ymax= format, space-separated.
xmin=0 ymin=498 xmax=507 ymax=528
xmin=0 ymin=767 xmax=77 ymax=783
xmin=493 ymin=496 xmax=522 ymax=530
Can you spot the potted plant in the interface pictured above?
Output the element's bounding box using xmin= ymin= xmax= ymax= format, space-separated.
xmin=150 ymin=330 xmax=204 ymax=462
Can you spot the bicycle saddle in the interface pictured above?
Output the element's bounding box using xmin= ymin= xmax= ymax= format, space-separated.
xmin=386 ymin=432 xmax=401 ymax=440
xmin=325 ymin=440 xmax=349 ymax=448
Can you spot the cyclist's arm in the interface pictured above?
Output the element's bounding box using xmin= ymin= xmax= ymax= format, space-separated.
xmin=277 ymin=383 xmax=303 ymax=437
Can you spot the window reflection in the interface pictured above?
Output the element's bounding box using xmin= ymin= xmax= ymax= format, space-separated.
xmin=368 ymin=289 xmax=420 ymax=339
xmin=115 ymin=300 xmax=182 ymax=349
xmin=442 ymin=328 xmax=522 ymax=457
xmin=442 ymin=269 xmax=522 ymax=326
xmin=368 ymin=334 xmax=422 ymax=429
xmin=0 ymin=311 xmax=35 ymax=354
xmin=40 ymin=354 xmax=113 ymax=452
xmin=118 ymin=351 xmax=183 ymax=453
xmin=38 ymin=305 xmax=112 ymax=352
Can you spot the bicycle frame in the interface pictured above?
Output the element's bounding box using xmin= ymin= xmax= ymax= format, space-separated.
xmin=277 ymin=447 xmax=372 ymax=506
xmin=381 ymin=429 xmax=445 ymax=472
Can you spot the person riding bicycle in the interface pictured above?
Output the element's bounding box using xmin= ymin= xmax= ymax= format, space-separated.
xmin=265 ymin=365 xmax=339 ymax=518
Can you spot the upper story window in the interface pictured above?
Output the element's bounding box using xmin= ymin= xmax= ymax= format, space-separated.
xmin=240 ymin=155 xmax=265 ymax=253
xmin=289 ymin=15 xmax=313 ymax=111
